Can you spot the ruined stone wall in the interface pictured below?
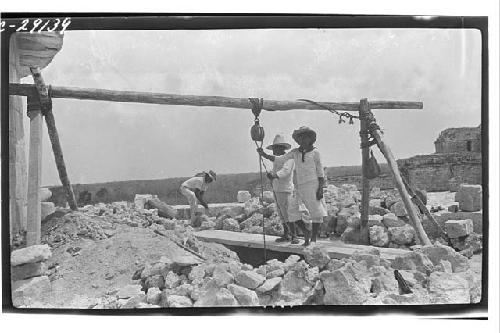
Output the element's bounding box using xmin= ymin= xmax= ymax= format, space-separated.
xmin=399 ymin=153 xmax=482 ymax=192
xmin=434 ymin=126 xmax=481 ymax=154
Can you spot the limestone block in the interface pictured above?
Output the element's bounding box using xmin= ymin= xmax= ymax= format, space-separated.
xmin=456 ymin=184 xmax=482 ymax=212
xmin=11 ymin=244 xmax=51 ymax=266
xmin=134 ymin=194 xmax=154 ymax=209
xmin=445 ymin=219 xmax=474 ymax=238
xmin=41 ymin=202 xmax=55 ymax=220
xmin=237 ymin=191 xmax=252 ymax=203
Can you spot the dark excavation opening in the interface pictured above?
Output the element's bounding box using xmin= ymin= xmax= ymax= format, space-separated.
xmin=78 ymin=190 xmax=92 ymax=206
xmin=225 ymin=245 xmax=304 ymax=267
xmin=466 ymin=140 xmax=472 ymax=151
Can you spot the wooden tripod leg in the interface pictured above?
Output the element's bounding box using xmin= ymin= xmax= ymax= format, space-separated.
xmin=368 ymin=117 xmax=432 ymax=246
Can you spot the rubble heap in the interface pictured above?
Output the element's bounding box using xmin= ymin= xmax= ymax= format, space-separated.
xmin=92 ymin=242 xmax=480 ymax=308
xmin=11 ymin=244 xmax=53 ymax=307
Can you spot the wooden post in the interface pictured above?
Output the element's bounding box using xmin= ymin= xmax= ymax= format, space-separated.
xmin=30 ymin=68 xmax=78 ymax=211
xmin=44 ymin=108 xmax=78 ymax=210
xmin=26 ymin=96 xmax=43 ymax=245
xmin=359 ymin=98 xmax=371 ymax=244
xmin=367 ymin=113 xmax=432 ymax=246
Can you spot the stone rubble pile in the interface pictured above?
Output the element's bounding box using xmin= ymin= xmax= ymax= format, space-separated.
xmin=93 ymin=242 xmax=480 ymax=308
xmin=11 ymin=244 xmax=53 ymax=307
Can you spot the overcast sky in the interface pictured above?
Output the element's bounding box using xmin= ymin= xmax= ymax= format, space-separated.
xmin=30 ymin=29 xmax=481 ymax=186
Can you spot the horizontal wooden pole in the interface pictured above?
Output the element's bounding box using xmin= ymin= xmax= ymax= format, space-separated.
xmin=9 ymin=83 xmax=423 ymax=112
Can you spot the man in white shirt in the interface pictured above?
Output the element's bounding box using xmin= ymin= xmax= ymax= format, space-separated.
xmin=180 ymin=170 xmax=216 ymax=225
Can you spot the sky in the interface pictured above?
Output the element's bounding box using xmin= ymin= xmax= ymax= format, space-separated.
xmin=26 ymin=29 xmax=482 ymax=186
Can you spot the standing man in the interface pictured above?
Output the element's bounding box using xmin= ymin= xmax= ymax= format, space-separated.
xmin=260 ymin=126 xmax=327 ymax=244
xmin=258 ymin=134 xmax=307 ymax=245
xmin=180 ymin=170 xmax=216 ymax=225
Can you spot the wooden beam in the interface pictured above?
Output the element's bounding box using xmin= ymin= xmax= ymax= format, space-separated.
xmin=359 ymin=98 xmax=371 ymax=244
xmin=368 ymin=114 xmax=432 ymax=246
xmin=9 ymin=83 xmax=423 ymax=111
xmin=30 ymin=68 xmax=78 ymax=211
xmin=26 ymin=96 xmax=43 ymax=246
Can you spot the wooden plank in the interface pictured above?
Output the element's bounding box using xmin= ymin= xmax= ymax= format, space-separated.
xmin=369 ymin=118 xmax=432 ymax=246
xmin=26 ymin=97 xmax=43 ymax=246
xmin=9 ymin=83 xmax=424 ymax=112
xmin=359 ymin=98 xmax=371 ymax=244
xmin=193 ymin=230 xmax=409 ymax=261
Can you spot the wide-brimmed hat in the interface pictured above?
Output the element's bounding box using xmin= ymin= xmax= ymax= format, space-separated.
xmin=266 ymin=134 xmax=292 ymax=150
xmin=206 ymin=170 xmax=217 ymax=181
xmin=292 ymin=126 xmax=317 ymax=143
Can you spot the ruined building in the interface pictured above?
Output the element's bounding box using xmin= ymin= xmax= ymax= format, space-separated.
xmin=398 ymin=125 xmax=482 ymax=192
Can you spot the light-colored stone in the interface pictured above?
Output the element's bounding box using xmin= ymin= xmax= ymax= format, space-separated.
xmin=303 ymin=246 xmax=330 ymax=270
xmin=445 ymin=219 xmax=474 ymax=238
xmin=228 ymin=284 xmax=259 ymax=306
xmin=391 ymin=251 xmax=434 ymax=273
xmin=320 ymin=266 xmax=370 ymax=305
xmin=382 ymin=213 xmax=406 ymax=228
xmin=134 ymin=194 xmax=154 ymax=210
xmin=456 ymin=184 xmax=482 ymax=212
xmin=369 ymin=225 xmax=389 ymax=247
xmin=388 ymin=224 xmax=416 ymax=245
xmin=146 ymin=287 xmax=161 ymax=305
xmin=213 ymin=265 xmax=234 ymax=286
xmin=257 ymin=277 xmax=282 ymax=293
xmin=367 ymin=215 xmax=384 ymax=227
xmin=428 ymin=271 xmax=470 ymax=304
xmin=41 ymin=202 xmax=55 ymax=220
xmin=40 ymin=188 xmax=52 ymax=201
xmin=11 ymin=244 xmax=51 ymax=266
xmin=167 ymin=295 xmax=193 ymax=307
xmin=222 ymin=218 xmax=240 ymax=232
xmin=417 ymin=244 xmax=470 ymax=273
xmin=278 ymin=269 xmax=314 ymax=304
xmin=235 ymin=270 xmax=265 ymax=289
xmin=117 ymin=284 xmax=144 ymax=299
xmin=237 ymin=191 xmax=252 ymax=203
xmin=391 ymin=201 xmax=408 ymax=217
xmin=12 ymin=276 xmax=51 ymax=307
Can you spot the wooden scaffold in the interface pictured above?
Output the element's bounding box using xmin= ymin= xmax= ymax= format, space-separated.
xmin=10 ymin=69 xmax=432 ymax=246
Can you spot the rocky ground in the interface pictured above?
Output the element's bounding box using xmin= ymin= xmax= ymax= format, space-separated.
xmin=11 ymin=186 xmax=483 ymax=309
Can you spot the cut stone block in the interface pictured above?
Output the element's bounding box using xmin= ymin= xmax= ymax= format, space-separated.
xmin=41 ymin=202 xmax=55 ymax=220
xmin=134 ymin=194 xmax=154 ymax=210
xmin=445 ymin=219 xmax=474 ymax=238
xmin=456 ymin=184 xmax=482 ymax=212
xmin=11 ymin=262 xmax=46 ymax=281
xmin=237 ymin=191 xmax=252 ymax=203
xmin=12 ymin=276 xmax=51 ymax=307
xmin=11 ymin=244 xmax=51 ymax=266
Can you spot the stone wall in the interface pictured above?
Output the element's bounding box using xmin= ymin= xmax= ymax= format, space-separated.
xmin=434 ymin=126 xmax=481 ymax=154
xmin=398 ymin=153 xmax=482 ymax=192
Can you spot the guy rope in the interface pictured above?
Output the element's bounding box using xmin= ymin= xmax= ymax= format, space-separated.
xmin=249 ymin=98 xmax=268 ymax=262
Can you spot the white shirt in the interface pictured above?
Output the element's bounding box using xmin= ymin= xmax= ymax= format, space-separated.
xmin=284 ymin=148 xmax=324 ymax=185
xmin=181 ymin=176 xmax=208 ymax=191
xmin=273 ymin=155 xmax=294 ymax=193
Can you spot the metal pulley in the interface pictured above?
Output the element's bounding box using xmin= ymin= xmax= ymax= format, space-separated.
xmin=251 ymin=119 xmax=265 ymax=142
xmin=249 ymin=98 xmax=265 ymax=143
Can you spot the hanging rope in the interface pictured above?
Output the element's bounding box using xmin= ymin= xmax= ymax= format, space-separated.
xmin=298 ymin=99 xmax=359 ymax=124
xmin=249 ymin=98 xmax=267 ymax=263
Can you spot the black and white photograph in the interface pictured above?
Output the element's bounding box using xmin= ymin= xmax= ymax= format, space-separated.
xmin=1 ymin=11 xmax=496 ymax=321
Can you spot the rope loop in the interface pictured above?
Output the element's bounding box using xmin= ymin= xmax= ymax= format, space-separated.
xmin=249 ymin=98 xmax=264 ymax=120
